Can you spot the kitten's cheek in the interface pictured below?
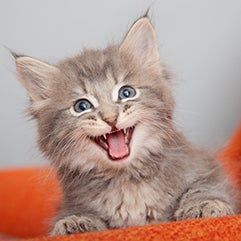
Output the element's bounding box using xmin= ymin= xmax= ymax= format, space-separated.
xmin=128 ymin=124 xmax=157 ymax=158
xmin=117 ymin=114 xmax=137 ymax=130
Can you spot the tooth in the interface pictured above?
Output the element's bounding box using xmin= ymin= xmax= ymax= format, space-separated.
xmin=123 ymin=129 xmax=127 ymax=134
xmin=103 ymin=135 xmax=107 ymax=140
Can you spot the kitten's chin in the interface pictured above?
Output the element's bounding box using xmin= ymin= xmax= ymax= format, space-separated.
xmin=91 ymin=126 xmax=135 ymax=162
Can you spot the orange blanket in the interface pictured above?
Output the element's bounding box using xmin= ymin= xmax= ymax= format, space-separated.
xmin=0 ymin=123 xmax=241 ymax=241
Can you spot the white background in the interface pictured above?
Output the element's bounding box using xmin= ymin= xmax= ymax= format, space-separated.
xmin=1 ymin=0 xmax=241 ymax=168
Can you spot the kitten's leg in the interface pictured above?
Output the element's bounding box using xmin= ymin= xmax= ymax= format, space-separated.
xmin=174 ymin=179 xmax=235 ymax=221
xmin=50 ymin=215 xmax=107 ymax=236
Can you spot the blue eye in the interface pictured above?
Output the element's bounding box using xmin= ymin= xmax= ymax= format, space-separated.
xmin=74 ymin=99 xmax=92 ymax=113
xmin=119 ymin=86 xmax=136 ymax=100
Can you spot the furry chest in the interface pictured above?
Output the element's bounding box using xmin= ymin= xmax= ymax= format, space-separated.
xmin=96 ymin=182 xmax=171 ymax=228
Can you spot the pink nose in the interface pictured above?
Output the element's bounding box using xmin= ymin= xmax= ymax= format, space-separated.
xmin=104 ymin=115 xmax=117 ymax=126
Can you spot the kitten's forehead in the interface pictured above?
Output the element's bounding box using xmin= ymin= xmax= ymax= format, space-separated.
xmin=58 ymin=47 xmax=127 ymax=101
xmin=83 ymin=70 xmax=126 ymax=106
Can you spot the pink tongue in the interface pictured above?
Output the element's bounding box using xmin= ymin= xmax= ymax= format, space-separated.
xmin=106 ymin=130 xmax=129 ymax=160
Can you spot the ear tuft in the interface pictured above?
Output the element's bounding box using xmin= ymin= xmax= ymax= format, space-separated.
xmin=3 ymin=46 xmax=25 ymax=60
xmin=16 ymin=57 xmax=59 ymax=102
xmin=120 ymin=17 xmax=160 ymax=67
xmin=142 ymin=7 xmax=151 ymax=18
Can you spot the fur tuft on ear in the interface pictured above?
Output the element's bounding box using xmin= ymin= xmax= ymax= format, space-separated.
xmin=16 ymin=56 xmax=59 ymax=102
xmin=120 ymin=17 xmax=160 ymax=68
xmin=142 ymin=7 xmax=151 ymax=18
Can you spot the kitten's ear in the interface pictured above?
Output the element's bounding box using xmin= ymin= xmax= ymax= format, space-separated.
xmin=15 ymin=56 xmax=59 ymax=102
xmin=120 ymin=17 xmax=160 ymax=67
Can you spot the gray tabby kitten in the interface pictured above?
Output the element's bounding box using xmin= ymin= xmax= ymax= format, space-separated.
xmin=15 ymin=17 xmax=237 ymax=235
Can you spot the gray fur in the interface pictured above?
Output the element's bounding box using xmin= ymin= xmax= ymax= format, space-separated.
xmin=15 ymin=17 xmax=237 ymax=236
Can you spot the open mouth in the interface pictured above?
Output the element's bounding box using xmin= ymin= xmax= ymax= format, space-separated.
xmin=92 ymin=126 xmax=135 ymax=161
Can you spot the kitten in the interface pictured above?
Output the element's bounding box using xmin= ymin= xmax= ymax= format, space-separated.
xmin=15 ymin=16 xmax=237 ymax=235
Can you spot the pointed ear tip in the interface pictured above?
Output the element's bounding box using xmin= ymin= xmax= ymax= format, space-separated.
xmin=4 ymin=47 xmax=25 ymax=61
xmin=15 ymin=56 xmax=59 ymax=74
xmin=143 ymin=9 xmax=150 ymax=18
xmin=135 ymin=16 xmax=152 ymax=28
xmin=9 ymin=51 xmax=19 ymax=61
xmin=15 ymin=56 xmax=39 ymax=66
xmin=14 ymin=54 xmax=26 ymax=61
xmin=13 ymin=54 xmax=29 ymax=66
xmin=139 ymin=16 xmax=150 ymax=22
xmin=15 ymin=56 xmax=27 ymax=67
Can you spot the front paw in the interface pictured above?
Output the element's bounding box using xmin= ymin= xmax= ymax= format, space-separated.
xmin=175 ymin=199 xmax=234 ymax=221
xmin=50 ymin=215 xmax=106 ymax=236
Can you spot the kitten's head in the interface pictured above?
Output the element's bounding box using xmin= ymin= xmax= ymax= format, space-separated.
xmin=15 ymin=17 xmax=175 ymax=172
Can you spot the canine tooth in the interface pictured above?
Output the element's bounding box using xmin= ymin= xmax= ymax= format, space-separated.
xmin=123 ymin=129 xmax=127 ymax=134
xmin=103 ymin=135 xmax=107 ymax=140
